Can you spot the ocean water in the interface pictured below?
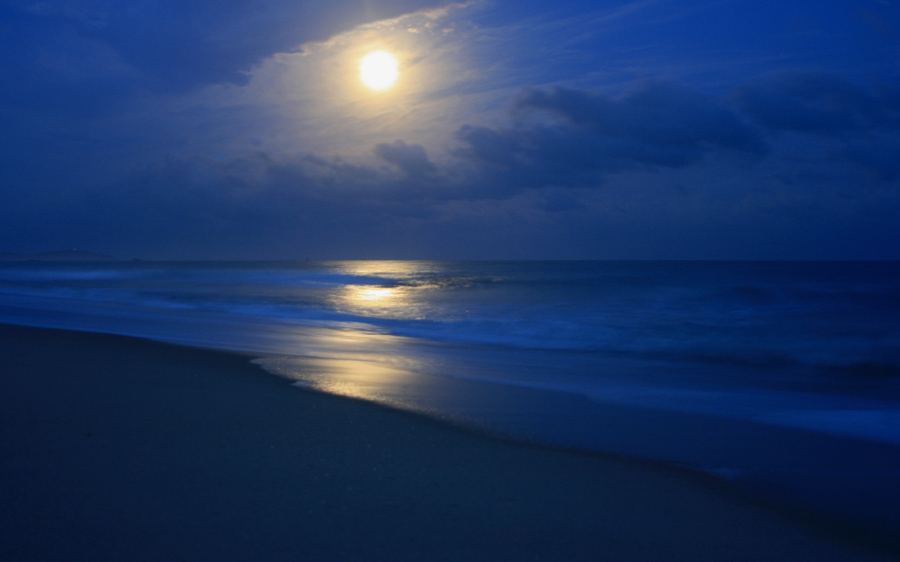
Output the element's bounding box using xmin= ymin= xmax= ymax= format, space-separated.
xmin=1 ymin=260 xmax=899 ymax=534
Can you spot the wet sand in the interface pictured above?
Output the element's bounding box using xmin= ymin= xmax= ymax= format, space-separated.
xmin=0 ymin=324 xmax=893 ymax=561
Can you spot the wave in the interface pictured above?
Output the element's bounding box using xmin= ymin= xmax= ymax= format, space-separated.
xmin=2 ymin=260 xmax=898 ymax=374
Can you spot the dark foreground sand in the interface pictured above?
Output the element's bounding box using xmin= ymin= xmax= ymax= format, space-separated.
xmin=0 ymin=324 xmax=894 ymax=561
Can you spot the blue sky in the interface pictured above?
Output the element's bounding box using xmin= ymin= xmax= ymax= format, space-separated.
xmin=1 ymin=0 xmax=899 ymax=259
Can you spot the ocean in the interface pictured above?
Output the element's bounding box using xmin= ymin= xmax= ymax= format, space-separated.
xmin=1 ymin=260 xmax=899 ymax=534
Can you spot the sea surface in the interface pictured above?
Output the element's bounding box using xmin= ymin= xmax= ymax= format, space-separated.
xmin=1 ymin=260 xmax=899 ymax=536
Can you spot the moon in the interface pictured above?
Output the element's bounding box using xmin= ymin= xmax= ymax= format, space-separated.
xmin=359 ymin=51 xmax=399 ymax=91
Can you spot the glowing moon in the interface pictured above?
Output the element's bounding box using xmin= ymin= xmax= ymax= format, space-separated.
xmin=359 ymin=50 xmax=399 ymax=91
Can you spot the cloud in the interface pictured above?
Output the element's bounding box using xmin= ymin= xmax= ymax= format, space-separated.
xmin=374 ymin=140 xmax=437 ymax=176
xmin=3 ymin=119 xmax=898 ymax=260
xmin=1 ymin=0 xmax=450 ymax=96
xmin=517 ymin=84 xmax=767 ymax=155
xmin=79 ymin=151 xmax=436 ymax=229
xmin=736 ymin=71 xmax=900 ymax=136
xmin=734 ymin=72 xmax=900 ymax=180
xmin=452 ymin=82 xmax=767 ymax=190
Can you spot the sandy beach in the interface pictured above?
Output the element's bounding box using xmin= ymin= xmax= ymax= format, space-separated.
xmin=0 ymin=323 xmax=894 ymax=561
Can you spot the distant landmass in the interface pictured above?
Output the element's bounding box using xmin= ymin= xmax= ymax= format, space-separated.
xmin=0 ymin=250 xmax=118 ymax=261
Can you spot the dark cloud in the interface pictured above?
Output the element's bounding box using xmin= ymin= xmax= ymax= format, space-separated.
xmin=734 ymin=72 xmax=900 ymax=181
xmin=452 ymin=83 xmax=767 ymax=190
xmin=0 ymin=151 xmax=402 ymax=258
xmin=517 ymin=84 xmax=767 ymax=155
xmin=84 ymin=151 xmax=436 ymax=230
xmin=3 ymin=125 xmax=898 ymax=259
xmin=736 ymin=71 xmax=900 ymax=136
xmin=374 ymin=140 xmax=437 ymax=177
xmin=1 ymin=0 xmax=448 ymax=98
xmin=91 ymin=0 xmax=448 ymax=91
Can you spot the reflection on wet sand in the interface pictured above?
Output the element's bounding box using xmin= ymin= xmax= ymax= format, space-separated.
xmin=252 ymin=321 xmax=436 ymax=410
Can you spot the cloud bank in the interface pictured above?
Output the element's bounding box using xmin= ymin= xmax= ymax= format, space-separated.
xmin=5 ymin=73 xmax=892 ymax=259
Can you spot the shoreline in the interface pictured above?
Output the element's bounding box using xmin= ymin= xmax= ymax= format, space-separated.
xmin=0 ymin=323 xmax=895 ymax=561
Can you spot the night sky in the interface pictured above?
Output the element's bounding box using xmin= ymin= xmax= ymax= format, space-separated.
xmin=2 ymin=0 xmax=899 ymax=260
